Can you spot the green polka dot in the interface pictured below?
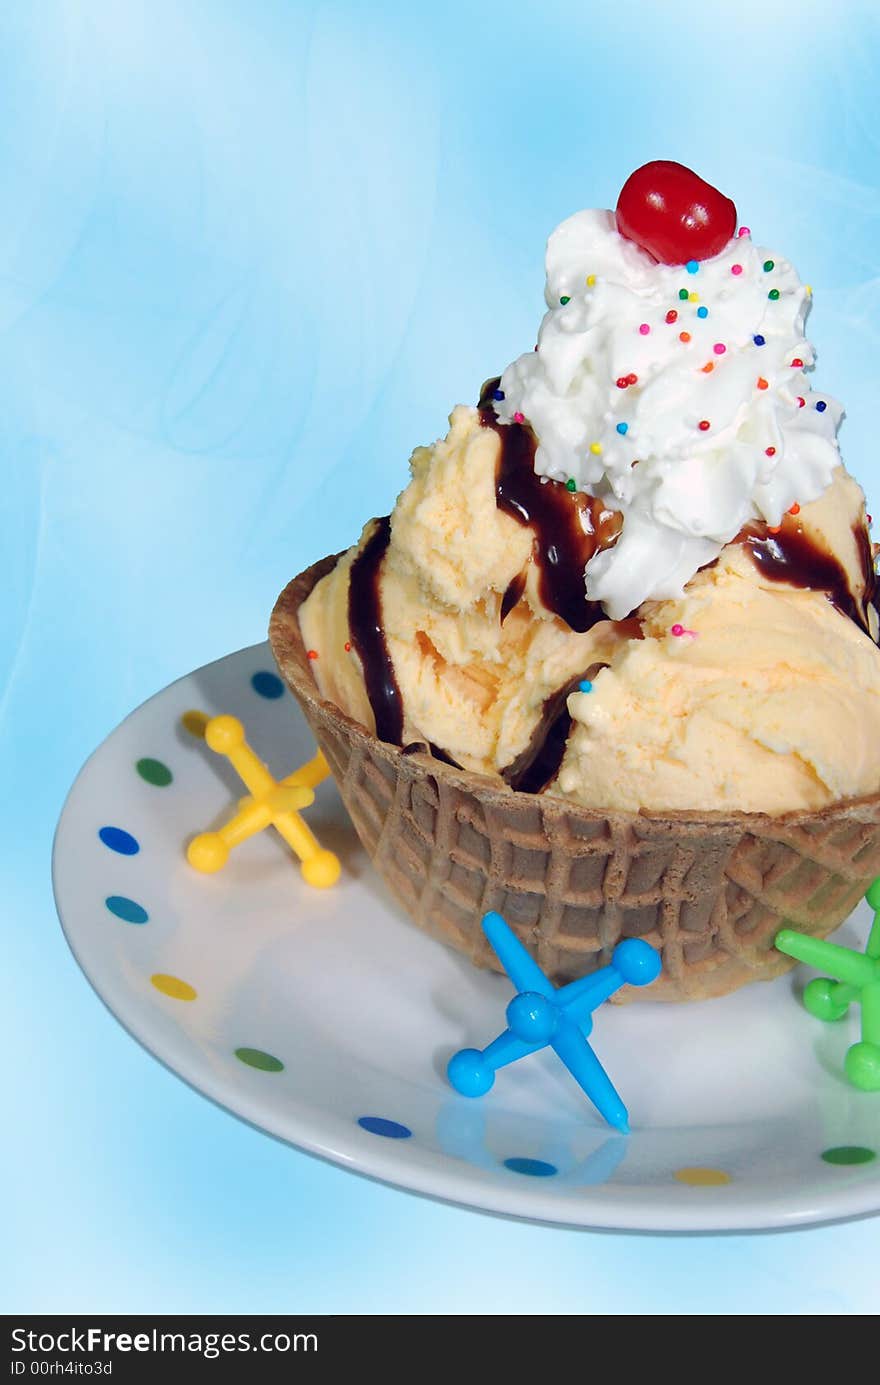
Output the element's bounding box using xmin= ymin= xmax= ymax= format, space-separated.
xmin=821 ymin=1145 xmax=876 ymax=1166
xmin=136 ymin=757 xmax=173 ymax=787
xmin=235 ymin=1047 xmax=284 ymax=1073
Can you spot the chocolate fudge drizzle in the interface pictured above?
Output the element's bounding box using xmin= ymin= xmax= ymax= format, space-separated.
xmin=500 ymin=570 xmax=527 ymax=624
xmin=478 ymin=378 xmax=622 ymax=634
xmin=854 ymin=521 xmax=880 ymax=632
xmin=502 ymin=665 xmax=610 ymax=795
xmin=401 ymin=741 xmax=464 ymax=769
xmin=347 ymin=515 xmax=404 ymax=744
xmin=736 ymin=517 xmax=878 ymax=641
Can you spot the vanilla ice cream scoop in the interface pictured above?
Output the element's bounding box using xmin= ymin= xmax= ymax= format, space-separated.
xmin=560 ymin=473 xmax=880 ymax=814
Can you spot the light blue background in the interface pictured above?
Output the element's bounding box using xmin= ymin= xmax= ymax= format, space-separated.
xmin=5 ymin=0 xmax=880 ymax=1313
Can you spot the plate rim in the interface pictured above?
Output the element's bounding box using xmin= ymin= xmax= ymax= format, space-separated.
xmin=52 ymin=641 xmax=880 ymax=1235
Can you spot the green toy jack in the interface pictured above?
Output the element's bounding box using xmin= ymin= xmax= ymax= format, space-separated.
xmin=776 ymin=878 xmax=880 ymax=1091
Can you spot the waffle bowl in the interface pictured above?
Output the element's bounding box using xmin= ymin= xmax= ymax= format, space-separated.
xmin=269 ymin=554 xmax=880 ymax=1001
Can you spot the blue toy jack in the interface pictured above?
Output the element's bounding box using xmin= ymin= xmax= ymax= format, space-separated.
xmin=447 ymin=911 xmax=662 ymax=1132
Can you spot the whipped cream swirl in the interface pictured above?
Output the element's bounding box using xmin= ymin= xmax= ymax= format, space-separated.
xmin=495 ymin=209 xmax=843 ymax=619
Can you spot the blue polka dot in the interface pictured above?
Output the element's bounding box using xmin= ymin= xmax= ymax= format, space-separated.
xmin=251 ymin=671 xmax=285 ymax=699
xmin=358 ymin=1116 xmax=412 ymax=1139
xmin=753 ymin=334 xmax=766 ymax=346
xmin=615 ymin=422 xmax=628 ymax=435
xmin=99 ymin=826 xmax=139 ymax=856
xmin=696 ymin=305 xmax=709 ymax=319
xmin=685 ymin=259 xmax=699 ymax=274
xmin=105 ymin=895 xmax=149 ymax=924
xmin=815 ymin=400 xmax=827 ymax=412
xmin=504 ymin=1157 xmax=558 ymax=1177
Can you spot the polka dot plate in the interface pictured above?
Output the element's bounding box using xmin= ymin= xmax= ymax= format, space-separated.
xmin=53 ymin=643 xmax=880 ymax=1231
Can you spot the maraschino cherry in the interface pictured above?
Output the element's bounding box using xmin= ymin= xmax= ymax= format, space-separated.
xmin=616 ymin=161 xmax=737 ymax=265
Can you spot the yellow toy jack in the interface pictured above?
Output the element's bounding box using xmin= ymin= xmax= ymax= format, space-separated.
xmin=184 ymin=713 xmax=341 ymax=888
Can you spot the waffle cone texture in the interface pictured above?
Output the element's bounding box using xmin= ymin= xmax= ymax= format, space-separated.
xmin=270 ymin=555 xmax=880 ymax=1001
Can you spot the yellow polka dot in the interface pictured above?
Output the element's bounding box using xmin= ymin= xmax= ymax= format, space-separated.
xmin=182 ymin=709 xmax=209 ymax=738
xmin=586 ymin=274 xmax=596 ymax=287
xmin=151 ymin=973 xmax=197 ymax=1002
xmin=674 ymin=1166 xmax=731 ymax=1187
xmin=589 ymin=441 xmax=603 ymax=455
xmin=688 ymin=291 xmax=699 ymax=303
